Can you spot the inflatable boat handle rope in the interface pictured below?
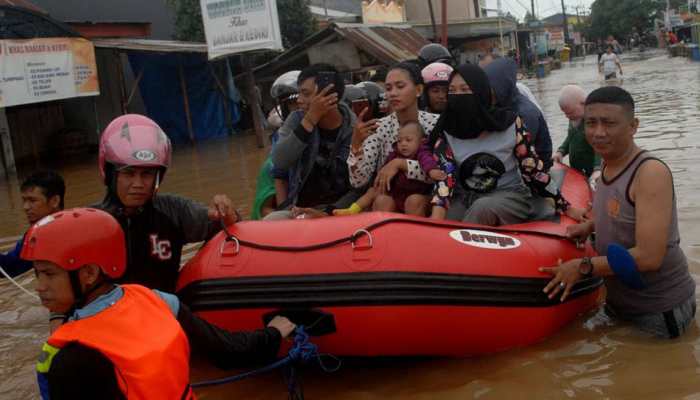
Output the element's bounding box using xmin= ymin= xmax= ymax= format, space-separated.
xmin=191 ymin=325 xmax=341 ymax=398
xmin=221 ymin=216 xmax=572 ymax=253
xmin=0 ymin=265 xmax=40 ymax=300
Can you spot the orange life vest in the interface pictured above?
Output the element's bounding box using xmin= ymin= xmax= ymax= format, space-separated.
xmin=46 ymin=284 xmax=194 ymax=399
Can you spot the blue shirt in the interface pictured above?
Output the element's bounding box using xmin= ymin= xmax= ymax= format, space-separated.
xmin=0 ymin=234 xmax=32 ymax=278
xmin=70 ymin=286 xmax=180 ymax=321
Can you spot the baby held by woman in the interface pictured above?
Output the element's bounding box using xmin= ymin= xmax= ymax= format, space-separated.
xmin=334 ymin=121 xmax=446 ymax=216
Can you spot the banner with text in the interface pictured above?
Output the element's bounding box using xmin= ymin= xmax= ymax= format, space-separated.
xmin=200 ymin=0 xmax=283 ymax=60
xmin=0 ymin=37 xmax=99 ymax=108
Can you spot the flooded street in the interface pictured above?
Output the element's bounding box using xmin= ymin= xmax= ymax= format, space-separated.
xmin=2 ymin=51 xmax=700 ymax=399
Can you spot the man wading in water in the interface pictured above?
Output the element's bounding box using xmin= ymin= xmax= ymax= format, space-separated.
xmin=541 ymin=87 xmax=695 ymax=339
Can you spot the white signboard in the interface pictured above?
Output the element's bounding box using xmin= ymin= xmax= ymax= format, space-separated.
xmin=200 ymin=0 xmax=283 ymax=60
xmin=0 ymin=38 xmax=99 ymax=108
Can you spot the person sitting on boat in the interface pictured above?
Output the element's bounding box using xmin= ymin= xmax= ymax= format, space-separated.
xmin=421 ymin=62 xmax=452 ymax=114
xmin=1 ymin=171 xmax=64 ymax=279
xmin=417 ymin=43 xmax=455 ymax=68
xmin=267 ymin=63 xmax=362 ymax=220
xmin=334 ymin=121 xmax=445 ymax=216
xmin=541 ymin=87 xmax=696 ymax=339
xmin=355 ymin=81 xmax=387 ymax=119
xmin=252 ymin=70 xmax=300 ymax=220
xmin=94 ymin=114 xmax=239 ymax=295
xmin=553 ymin=85 xmax=602 ymax=185
xmin=485 ymin=58 xmax=554 ymax=169
xmin=476 ymin=51 xmax=543 ymax=113
xmin=429 ymin=64 xmax=579 ymax=225
xmin=25 ymin=207 xmax=294 ymax=400
xmin=348 ymin=62 xmax=440 ymax=216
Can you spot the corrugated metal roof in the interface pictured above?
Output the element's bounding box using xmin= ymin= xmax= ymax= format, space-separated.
xmin=0 ymin=0 xmax=45 ymax=14
xmin=253 ymin=22 xmax=428 ymax=77
xmin=92 ymin=38 xmax=207 ymax=53
xmin=334 ymin=22 xmax=428 ymax=65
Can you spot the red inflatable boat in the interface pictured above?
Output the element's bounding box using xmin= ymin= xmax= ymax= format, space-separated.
xmin=177 ymin=165 xmax=602 ymax=357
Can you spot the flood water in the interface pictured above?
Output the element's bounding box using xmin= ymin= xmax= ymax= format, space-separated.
xmin=2 ymin=50 xmax=700 ymax=399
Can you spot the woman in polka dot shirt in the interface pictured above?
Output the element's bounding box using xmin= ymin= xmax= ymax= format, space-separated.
xmin=347 ymin=62 xmax=440 ymax=215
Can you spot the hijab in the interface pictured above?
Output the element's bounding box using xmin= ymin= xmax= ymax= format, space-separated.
xmin=432 ymin=64 xmax=516 ymax=141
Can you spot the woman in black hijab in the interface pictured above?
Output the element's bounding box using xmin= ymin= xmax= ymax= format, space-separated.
xmin=429 ymin=64 xmax=573 ymax=225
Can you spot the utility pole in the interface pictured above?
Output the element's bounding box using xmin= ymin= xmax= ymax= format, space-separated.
xmin=441 ymin=0 xmax=448 ymax=47
xmin=561 ymin=0 xmax=570 ymax=45
xmin=531 ymin=0 xmax=536 ymax=19
xmin=497 ymin=0 xmax=504 ymax=54
xmin=428 ymin=0 xmax=439 ymax=41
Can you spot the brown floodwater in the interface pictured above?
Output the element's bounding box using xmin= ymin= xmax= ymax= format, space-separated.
xmin=2 ymin=50 xmax=699 ymax=399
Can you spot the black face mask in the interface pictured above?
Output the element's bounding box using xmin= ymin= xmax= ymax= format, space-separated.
xmin=444 ymin=93 xmax=485 ymax=139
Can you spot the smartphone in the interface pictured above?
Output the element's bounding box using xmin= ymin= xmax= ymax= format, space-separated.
xmin=315 ymin=71 xmax=336 ymax=93
xmin=351 ymin=99 xmax=370 ymax=121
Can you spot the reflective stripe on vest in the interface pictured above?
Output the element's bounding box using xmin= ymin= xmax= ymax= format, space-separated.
xmin=36 ymin=342 xmax=60 ymax=374
xmin=42 ymin=284 xmax=194 ymax=399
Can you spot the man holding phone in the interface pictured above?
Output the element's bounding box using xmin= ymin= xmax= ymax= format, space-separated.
xmin=268 ymin=63 xmax=362 ymax=219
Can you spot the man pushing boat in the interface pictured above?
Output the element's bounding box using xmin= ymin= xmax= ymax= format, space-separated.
xmin=541 ymin=87 xmax=696 ymax=339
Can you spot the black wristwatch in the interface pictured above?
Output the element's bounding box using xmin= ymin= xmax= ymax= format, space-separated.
xmin=579 ymin=257 xmax=594 ymax=278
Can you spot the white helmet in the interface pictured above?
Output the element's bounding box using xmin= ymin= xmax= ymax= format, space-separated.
xmin=270 ymin=70 xmax=301 ymax=100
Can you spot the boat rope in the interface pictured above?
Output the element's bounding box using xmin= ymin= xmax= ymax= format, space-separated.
xmin=191 ymin=325 xmax=341 ymax=398
xmin=0 ymin=266 xmax=39 ymax=300
xmin=223 ymin=216 xmax=570 ymax=253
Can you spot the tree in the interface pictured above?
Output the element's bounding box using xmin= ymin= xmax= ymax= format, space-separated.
xmin=586 ymin=0 xmax=663 ymax=41
xmin=167 ymin=0 xmax=205 ymax=42
xmin=166 ymin=0 xmax=318 ymax=48
xmin=277 ymin=0 xmax=319 ymax=49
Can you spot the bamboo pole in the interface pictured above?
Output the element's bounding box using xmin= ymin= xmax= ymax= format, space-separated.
xmin=178 ymin=59 xmax=195 ymax=144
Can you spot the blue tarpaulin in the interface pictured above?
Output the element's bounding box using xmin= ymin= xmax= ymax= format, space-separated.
xmin=127 ymin=52 xmax=241 ymax=143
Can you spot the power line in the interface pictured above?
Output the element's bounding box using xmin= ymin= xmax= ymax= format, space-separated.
xmin=510 ymin=0 xmax=532 ymax=12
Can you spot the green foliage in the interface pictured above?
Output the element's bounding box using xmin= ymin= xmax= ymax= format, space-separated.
xmin=586 ymin=0 xmax=664 ymax=40
xmin=277 ymin=0 xmax=319 ymax=49
xmin=166 ymin=0 xmax=318 ymax=48
xmin=166 ymin=0 xmax=205 ymax=42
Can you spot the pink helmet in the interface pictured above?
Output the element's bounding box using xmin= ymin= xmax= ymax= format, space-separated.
xmin=421 ymin=62 xmax=454 ymax=87
xmin=98 ymin=114 xmax=172 ymax=183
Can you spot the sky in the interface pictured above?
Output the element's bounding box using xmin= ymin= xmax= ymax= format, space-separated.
xmin=486 ymin=0 xmax=595 ymax=21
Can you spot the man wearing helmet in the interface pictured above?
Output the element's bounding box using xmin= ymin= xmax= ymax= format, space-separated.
xmin=96 ymin=114 xmax=238 ymax=293
xmin=253 ymin=71 xmax=301 ymax=219
xmin=267 ymin=63 xmax=361 ymax=219
xmin=421 ymin=62 xmax=453 ymax=114
xmin=417 ymin=43 xmax=454 ymax=68
xmin=27 ymin=208 xmax=295 ymax=400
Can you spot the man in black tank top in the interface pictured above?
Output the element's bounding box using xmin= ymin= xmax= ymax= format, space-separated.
xmin=540 ymin=87 xmax=695 ymax=339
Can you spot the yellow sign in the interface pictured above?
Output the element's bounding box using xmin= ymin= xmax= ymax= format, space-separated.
xmin=0 ymin=37 xmax=99 ymax=108
xmin=362 ymin=0 xmax=405 ymax=24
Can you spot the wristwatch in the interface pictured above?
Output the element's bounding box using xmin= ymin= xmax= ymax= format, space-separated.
xmin=579 ymin=257 xmax=594 ymax=278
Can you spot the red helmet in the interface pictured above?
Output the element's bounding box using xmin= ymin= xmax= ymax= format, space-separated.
xmin=21 ymin=208 xmax=126 ymax=279
xmin=421 ymin=62 xmax=454 ymax=87
xmin=99 ymin=114 xmax=172 ymax=184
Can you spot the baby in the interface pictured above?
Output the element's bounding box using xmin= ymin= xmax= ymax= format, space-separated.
xmin=335 ymin=121 xmax=445 ymax=216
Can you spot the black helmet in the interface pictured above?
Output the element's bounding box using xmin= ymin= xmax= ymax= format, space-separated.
xmin=418 ymin=43 xmax=453 ymax=67
xmin=342 ymin=85 xmax=368 ymax=105
xmin=355 ymin=81 xmax=384 ymax=103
